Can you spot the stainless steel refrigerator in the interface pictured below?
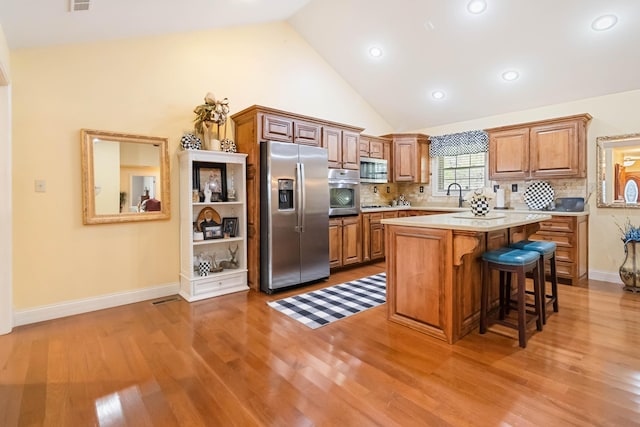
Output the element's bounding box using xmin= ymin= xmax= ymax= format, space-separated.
xmin=260 ymin=141 xmax=330 ymax=293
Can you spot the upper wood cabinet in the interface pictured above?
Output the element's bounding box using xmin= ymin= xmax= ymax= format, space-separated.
xmin=488 ymin=114 xmax=592 ymax=180
xmin=325 ymin=126 xmax=360 ymax=170
xmin=383 ymin=133 xmax=430 ymax=183
xmin=261 ymin=114 xmax=322 ymax=147
xmin=359 ymin=135 xmax=388 ymax=159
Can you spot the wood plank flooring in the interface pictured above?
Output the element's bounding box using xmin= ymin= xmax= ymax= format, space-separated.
xmin=1 ymin=263 xmax=640 ymax=426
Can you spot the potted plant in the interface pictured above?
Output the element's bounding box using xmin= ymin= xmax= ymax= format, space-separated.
xmin=618 ymin=218 xmax=640 ymax=292
xmin=193 ymin=92 xmax=229 ymax=150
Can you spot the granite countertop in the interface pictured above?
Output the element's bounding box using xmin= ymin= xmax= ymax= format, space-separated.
xmin=380 ymin=211 xmax=553 ymax=232
xmin=360 ymin=205 xmax=589 ymax=217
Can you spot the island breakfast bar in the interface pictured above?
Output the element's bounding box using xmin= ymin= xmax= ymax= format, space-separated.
xmin=381 ymin=212 xmax=552 ymax=344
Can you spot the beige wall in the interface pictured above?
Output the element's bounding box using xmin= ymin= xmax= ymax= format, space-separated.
xmin=416 ymin=89 xmax=640 ymax=281
xmin=10 ymin=22 xmax=393 ymax=310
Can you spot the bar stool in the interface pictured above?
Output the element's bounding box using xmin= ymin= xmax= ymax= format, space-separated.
xmin=480 ymin=247 xmax=543 ymax=348
xmin=509 ymin=240 xmax=559 ymax=324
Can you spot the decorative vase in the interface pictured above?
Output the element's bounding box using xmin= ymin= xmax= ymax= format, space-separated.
xmin=470 ymin=196 xmax=489 ymax=216
xmin=619 ymin=240 xmax=640 ymax=292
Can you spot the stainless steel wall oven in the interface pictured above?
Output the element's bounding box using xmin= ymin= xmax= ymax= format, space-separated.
xmin=328 ymin=169 xmax=360 ymax=216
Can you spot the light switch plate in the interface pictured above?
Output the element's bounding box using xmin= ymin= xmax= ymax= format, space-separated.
xmin=35 ymin=180 xmax=46 ymax=192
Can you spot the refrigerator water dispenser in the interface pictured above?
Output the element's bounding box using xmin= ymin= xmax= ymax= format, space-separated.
xmin=278 ymin=179 xmax=294 ymax=210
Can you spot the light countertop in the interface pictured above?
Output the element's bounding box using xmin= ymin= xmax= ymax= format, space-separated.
xmin=380 ymin=211 xmax=553 ymax=232
xmin=361 ymin=205 xmax=588 ymax=217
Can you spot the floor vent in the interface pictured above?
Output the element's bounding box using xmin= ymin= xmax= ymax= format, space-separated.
xmin=152 ymin=297 xmax=180 ymax=305
xmin=69 ymin=0 xmax=90 ymax=12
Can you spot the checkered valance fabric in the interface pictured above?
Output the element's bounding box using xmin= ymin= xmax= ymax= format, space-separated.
xmin=429 ymin=130 xmax=488 ymax=157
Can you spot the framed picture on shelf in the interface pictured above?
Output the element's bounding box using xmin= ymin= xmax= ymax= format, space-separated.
xmin=222 ymin=217 xmax=238 ymax=237
xmin=222 ymin=217 xmax=239 ymax=237
xmin=202 ymin=224 xmax=223 ymax=240
xmin=193 ymin=162 xmax=227 ymax=202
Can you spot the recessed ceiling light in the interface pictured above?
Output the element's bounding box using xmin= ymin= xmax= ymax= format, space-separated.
xmin=501 ymin=70 xmax=520 ymax=81
xmin=591 ymin=14 xmax=618 ymax=31
xmin=467 ymin=0 xmax=487 ymax=14
xmin=369 ymin=46 xmax=383 ymax=58
xmin=432 ymin=90 xmax=446 ymax=100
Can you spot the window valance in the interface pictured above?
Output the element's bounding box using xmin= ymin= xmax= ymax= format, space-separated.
xmin=429 ymin=130 xmax=488 ymax=157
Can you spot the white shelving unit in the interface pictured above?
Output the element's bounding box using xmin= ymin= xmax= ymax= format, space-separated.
xmin=178 ymin=150 xmax=249 ymax=302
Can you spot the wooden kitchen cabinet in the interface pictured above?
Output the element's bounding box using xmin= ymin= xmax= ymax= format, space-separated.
xmin=488 ymin=114 xmax=592 ymax=180
xmin=528 ymin=214 xmax=588 ymax=284
xmin=325 ymin=126 xmax=360 ymax=170
xmin=232 ymin=105 xmax=363 ymax=290
xmin=362 ymin=211 xmax=398 ymax=262
xmin=330 ymin=215 xmax=363 ymax=268
xmin=382 ymin=133 xmax=430 ymax=183
xmin=359 ymin=134 xmax=389 ymax=159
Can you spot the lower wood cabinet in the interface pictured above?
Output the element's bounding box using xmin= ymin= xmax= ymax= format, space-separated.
xmin=329 ymin=215 xmax=362 ymax=269
xmin=528 ymin=214 xmax=588 ymax=284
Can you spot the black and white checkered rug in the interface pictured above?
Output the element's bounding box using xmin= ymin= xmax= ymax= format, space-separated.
xmin=267 ymin=273 xmax=386 ymax=329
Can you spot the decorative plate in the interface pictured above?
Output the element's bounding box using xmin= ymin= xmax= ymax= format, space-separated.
xmin=523 ymin=181 xmax=554 ymax=210
xmin=196 ymin=207 xmax=221 ymax=231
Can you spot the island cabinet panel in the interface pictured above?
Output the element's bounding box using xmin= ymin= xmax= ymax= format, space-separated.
xmin=386 ymin=226 xmax=453 ymax=343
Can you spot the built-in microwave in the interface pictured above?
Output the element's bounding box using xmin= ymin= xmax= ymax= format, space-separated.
xmin=359 ymin=157 xmax=388 ymax=183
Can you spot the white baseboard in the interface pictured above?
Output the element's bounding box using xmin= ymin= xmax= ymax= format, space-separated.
xmin=588 ymin=269 xmax=622 ymax=285
xmin=13 ymin=282 xmax=180 ymax=327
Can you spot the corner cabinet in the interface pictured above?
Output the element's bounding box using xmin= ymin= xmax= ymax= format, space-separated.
xmin=178 ymin=150 xmax=249 ymax=302
xmin=488 ymin=114 xmax=592 ymax=180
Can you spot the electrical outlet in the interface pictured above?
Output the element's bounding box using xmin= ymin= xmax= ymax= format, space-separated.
xmin=511 ymin=184 xmax=518 ymax=192
xmin=493 ymin=184 xmax=499 ymax=192
xmin=419 ymin=186 xmax=424 ymax=193
xmin=386 ymin=186 xmax=390 ymax=193
xmin=373 ymin=186 xmax=378 ymax=193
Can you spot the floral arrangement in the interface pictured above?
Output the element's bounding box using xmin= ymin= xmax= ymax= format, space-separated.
xmin=464 ymin=188 xmax=494 ymax=202
xmin=618 ymin=218 xmax=640 ymax=243
xmin=193 ymin=92 xmax=230 ymax=135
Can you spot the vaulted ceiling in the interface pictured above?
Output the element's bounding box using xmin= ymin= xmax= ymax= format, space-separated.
xmin=1 ymin=0 xmax=639 ymax=130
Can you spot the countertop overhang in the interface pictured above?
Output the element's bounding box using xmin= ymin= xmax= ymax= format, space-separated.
xmin=380 ymin=211 xmax=553 ymax=232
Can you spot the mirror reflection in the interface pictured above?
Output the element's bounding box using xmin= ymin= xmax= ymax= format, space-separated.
xmin=597 ymin=132 xmax=640 ymax=208
xmin=81 ymin=129 xmax=170 ymax=224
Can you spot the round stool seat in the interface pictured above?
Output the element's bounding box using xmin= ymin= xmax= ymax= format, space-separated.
xmin=482 ymin=247 xmax=540 ymax=266
xmin=510 ymin=240 xmax=556 ymax=257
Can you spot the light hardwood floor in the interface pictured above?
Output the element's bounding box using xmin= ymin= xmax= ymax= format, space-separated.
xmin=1 ymin=263 xmax=639 ymax=426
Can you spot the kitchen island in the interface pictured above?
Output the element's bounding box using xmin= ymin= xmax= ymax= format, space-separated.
xmin=381 ymin=212 xmax=552 ymax=344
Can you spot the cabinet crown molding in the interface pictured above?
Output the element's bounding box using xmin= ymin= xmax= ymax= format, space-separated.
xmin=485 ymin=113 xmax=592 ymax=134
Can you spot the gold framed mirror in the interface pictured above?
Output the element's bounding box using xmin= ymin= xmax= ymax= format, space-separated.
xmin=597 ymin=132 xmax=640 ymax=208
xmin=81 ymin=129 xmax=171 ymax=224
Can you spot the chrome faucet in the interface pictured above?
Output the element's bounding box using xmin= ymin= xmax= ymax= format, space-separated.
xmin=446 ymin=183 xmax=464 ymax=208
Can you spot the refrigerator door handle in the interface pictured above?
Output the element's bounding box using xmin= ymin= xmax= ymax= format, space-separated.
xmin=295 ymin=162 xmax=303 ymax=233
xmin=299 ymin=162 xmax=306 ymax=232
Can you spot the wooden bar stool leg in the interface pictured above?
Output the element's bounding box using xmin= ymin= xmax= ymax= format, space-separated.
xmin=480 ymin=260 xmax=489 ymax=334
xmin=538 ymin=256 xmax=547 ymax=324
xmin=504 ymin=272 xmax=512 ymax=315
xmin=517 ymin=266 xmax=527 ymax=348
xmin=499 ymin=270 xmax=506 ymax=320
xmin=533 ymin=263 xmax=543 ymax=332
xmin=550 ymin=254 xmax=559 ymax=312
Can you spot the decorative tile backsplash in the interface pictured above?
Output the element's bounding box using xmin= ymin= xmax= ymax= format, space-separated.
xmin=360 ymin=178 xmax=590 ymax=209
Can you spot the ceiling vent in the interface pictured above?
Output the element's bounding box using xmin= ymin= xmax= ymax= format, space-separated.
xmin=69 ymin=0 xmax=90 ymax=12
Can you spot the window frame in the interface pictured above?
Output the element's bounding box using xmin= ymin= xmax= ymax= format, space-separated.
xmin=431 ymin=152 xmax=489 ymax=197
